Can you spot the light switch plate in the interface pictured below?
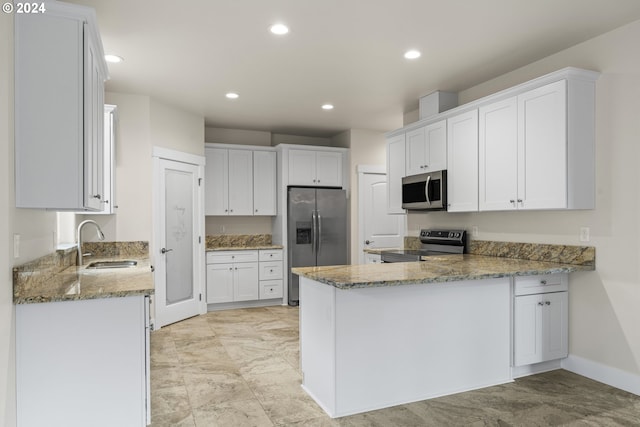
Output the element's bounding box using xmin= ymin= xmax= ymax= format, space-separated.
xmin=14 ymin=234 xmax=20 ymax=258
xmin=580 ymin=227 xmax=590 ymax=242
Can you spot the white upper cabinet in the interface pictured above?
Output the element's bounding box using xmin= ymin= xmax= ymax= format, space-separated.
xmin=79 ymin=104 xmax=117 ymax=215
xmin=386 ymin=134 xmax=406 ymax=214
xmin=447 ymin=110 xmax=478 ymax=212
xmin=405 ymin=120 xmax=447 ymax=176
xmin=289 ymin=149 xmax=343 ymax=187
xmin=479 ymin=97 xmax=518 ymax=211
xmin=479 ymin=78 xmax=594 ymax=211
xmin=15 ymin=3 xmax=109 ymax=210
xmin=205 ymin=148 xmax=253 ymax=216
xmin=205 ymin=144 xmax=277 ymax=216
xmin=205 ymin=148 xmax=229 ymax=215
xmin=517 ymin=80 xmax=567 ymax=210
xmin=227 ymin=149 xmax=254 ymax=215
xmin=253 ymin=150 xmax=277 ymax=215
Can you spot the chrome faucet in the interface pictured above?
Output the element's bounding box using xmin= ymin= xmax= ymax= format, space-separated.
xmin=77 ymin=220 xmax=105 ymax=265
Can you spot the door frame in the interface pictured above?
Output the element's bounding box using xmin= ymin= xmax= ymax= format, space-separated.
xmin=152 ymin=147 xmax=207 ymax=328
xmin=357 ymin=165 xmax=406 ymax=264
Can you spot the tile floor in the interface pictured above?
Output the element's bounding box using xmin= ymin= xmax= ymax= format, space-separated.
xmin=150 ymin=306 xmax=639 ymax=426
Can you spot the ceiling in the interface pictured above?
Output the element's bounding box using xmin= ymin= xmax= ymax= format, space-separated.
xmin=68 ymin=0 xmax=640 ymax=137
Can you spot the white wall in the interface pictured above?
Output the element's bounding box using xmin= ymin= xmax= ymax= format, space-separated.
xmin=151 ymin=99 xmax=204 ymax=156
xmin=205 ymin=127 xmax=271 ymax=146
xmin=339 ymin=129 xmax=387 ymax=263
xmin=77 ymin=94 xmax=205 ymax=244
xmin=407 ymin=20 xmax=640 ymax=378
xmin=2 ymin=12 xmax=60 ymax=427
xmin=0 ymin=12 xmax=16 ymax=427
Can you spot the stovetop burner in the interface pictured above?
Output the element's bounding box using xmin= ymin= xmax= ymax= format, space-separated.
xmin=381 ymin=229 xmax=467 ymax=263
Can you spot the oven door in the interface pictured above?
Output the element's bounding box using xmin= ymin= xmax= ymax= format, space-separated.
xmin=401 ymin=170 xmax=447 ymax=210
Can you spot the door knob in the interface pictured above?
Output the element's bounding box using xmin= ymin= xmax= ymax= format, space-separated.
xmin=365 ymin=240 xmax=374 ymax=245
xmin=161 ymin=248 xmax=173 ymax=254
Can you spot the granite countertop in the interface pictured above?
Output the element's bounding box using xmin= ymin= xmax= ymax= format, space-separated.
xmin=363 ymin=247 xmax=399 ymax=255
xmin=206 ymin=245 xmax=284 ymax=252
xmin=14 ymin=255 xmax=154 ymax=304
xmin=291 ymin=254 xmax=595 ymax=290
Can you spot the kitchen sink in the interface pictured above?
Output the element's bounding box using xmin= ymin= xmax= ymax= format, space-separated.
xmin=85 ymin=260 xmax=138 ymax=269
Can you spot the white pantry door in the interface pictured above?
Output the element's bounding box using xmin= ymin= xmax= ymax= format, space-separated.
xmin=153 ymin=149 xmax=205 ymax=328
xmin=358 ymin=166 xmax=405 ymax=263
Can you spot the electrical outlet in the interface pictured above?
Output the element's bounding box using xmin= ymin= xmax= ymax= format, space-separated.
xmin=472 ymin=226 xmax=479 ymax=237
xmin=13 ymin=234 xmax=20 ymax=258
xmin=580 ymin=227 xmax=590 ymax=242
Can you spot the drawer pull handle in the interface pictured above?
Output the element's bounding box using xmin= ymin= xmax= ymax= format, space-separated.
xmin=540 ymin=280 xmax=547 ymax=285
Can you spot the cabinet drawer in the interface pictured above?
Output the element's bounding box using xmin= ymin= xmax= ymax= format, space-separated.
xmin=514 ymin=273 xmax=568 ymax=296
xmin=259 ymin=280 xmax=283 ymax=299
xmin=259 ymin=262 xmax=283 ymax=280
xmin=206 ymin=250 xmax=259 ymax=264
xmin=259 ymin=250 xmax=283 ymax=261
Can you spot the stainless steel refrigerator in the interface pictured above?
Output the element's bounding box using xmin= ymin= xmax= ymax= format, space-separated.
xmin=287 ymin=187 xmax=348 ymax=306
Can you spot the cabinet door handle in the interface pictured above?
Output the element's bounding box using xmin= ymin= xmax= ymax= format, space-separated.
xmin=510 ymin=199 xmax=515 ymax=204
xmin=255 ymin=209 xmax=258 ymax=213
xmin=517 ymin=199 xmax=523 ymax=203
xmin=538 ymin=301 xmax=544 ymax=306
xmin=92 ymin=194 xmax=101 ymax=200
xmin=545 ymin=301 xmax=551 ymax=305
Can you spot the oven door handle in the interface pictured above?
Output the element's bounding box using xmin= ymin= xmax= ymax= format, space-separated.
xmin=425 ymin=175 xmax=431 ymax=205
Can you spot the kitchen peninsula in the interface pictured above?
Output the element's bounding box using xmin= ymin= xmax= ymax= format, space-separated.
xmin=292 ymin=244 xmax=595 ymax=418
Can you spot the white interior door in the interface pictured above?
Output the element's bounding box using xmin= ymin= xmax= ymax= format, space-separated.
xmin=154 ymin=152 xmax=205 ymax=328
xmin=358 ymin=166 xmax=405 ymax=263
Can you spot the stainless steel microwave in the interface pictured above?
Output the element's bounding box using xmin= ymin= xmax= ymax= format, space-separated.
xmin=401 ymin=170 xmax=447 ymax=211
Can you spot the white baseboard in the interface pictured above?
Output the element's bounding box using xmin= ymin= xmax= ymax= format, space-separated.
xmin=512 ymin=359 xmax=561 ymax=378
xmin=206 ymin=299 xmax=282 ymax=312
xmin=562 ymin=354 xmax=640 ymax=396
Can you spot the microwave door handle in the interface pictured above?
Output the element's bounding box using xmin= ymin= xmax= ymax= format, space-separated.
xmin=425 ymin=175 xmax=431 ymax=205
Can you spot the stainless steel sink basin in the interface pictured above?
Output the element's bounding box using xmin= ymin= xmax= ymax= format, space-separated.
xmin=85 ymin=260 xmax=138 ymax=269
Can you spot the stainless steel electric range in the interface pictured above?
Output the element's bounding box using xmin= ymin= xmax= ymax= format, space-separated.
xmin=381 ymin=229 xmax=467 ymax=263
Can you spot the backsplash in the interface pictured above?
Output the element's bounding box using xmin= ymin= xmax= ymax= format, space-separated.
xmin=404 ymin=236 xmax=595 ymax=266
xmin=206 ymin=234 xmax=272 ymax=249
xmin=82 ymin=241 xmax=149 ymax=258
xmin=468 ymin=240 xmax=595 ymax=266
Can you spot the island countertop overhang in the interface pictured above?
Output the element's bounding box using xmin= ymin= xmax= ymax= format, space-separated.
xmin=291 ymin=254 xmax=595 ymax=289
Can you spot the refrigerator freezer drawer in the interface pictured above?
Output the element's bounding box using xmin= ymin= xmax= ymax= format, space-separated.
xmin=259 ymin=262 xmax=283 ymax=280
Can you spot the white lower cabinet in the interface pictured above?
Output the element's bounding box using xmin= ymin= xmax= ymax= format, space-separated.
xmin=258 ymin=250 xmax=283 ymax=299
xmin=513 ymin=274 xmax=568 ymax=366
xmin=206 ymin=251 xmax=259 ymax=303
xmin=16 ymin=295 xmax=150 ymax=427
xmin=206 ymin=249 xmax=283 ymax=304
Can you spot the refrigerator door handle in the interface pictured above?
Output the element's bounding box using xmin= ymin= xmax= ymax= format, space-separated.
xmin=311 ymin=210 xmax=317 ymax=255
xmin=317 ymin=211 xmax=322 ymax=254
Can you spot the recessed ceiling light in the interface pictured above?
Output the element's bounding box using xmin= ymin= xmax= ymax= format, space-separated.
xmin=226 ymin=92 xmax=239 ymax=99
xmin=321 ymin=104 xmax=334 ymax=110
xmin=104 ymin=54 xmax=124 ymax=63
xmin=270 ymin=23 xmax=289 ymax=35
xmin=404 ymin=50 xmax=421 ymax=60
